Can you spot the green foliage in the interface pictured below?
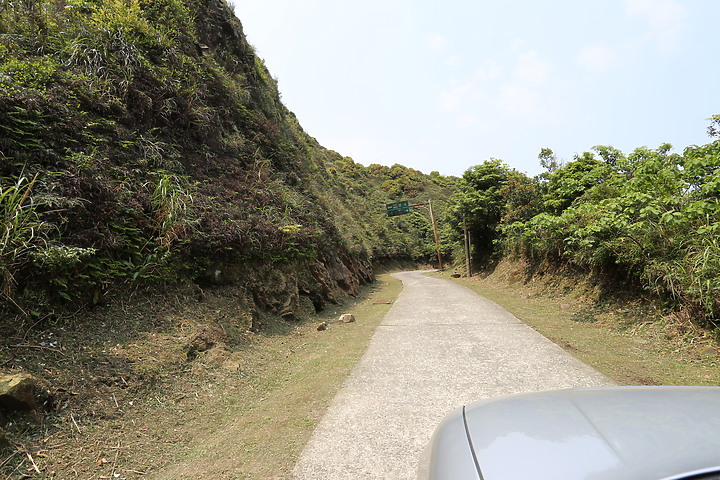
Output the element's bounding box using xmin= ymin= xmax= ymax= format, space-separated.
xmin=445 ymin=159 xmax=511 ymax=260
xmin=30 ymin=244 xmax=96 ymax=301
xmin=489 ymin=130 xmax=720 ymax=326
xmin=0 ymin=106 xmax=45 ymax=154
xmin=0 ymin=175 xmax=47 ymax=301
xmin=379 ymin=164 xmax=425 ymax=199
xmin=542 ymin=152 xmax=613 ymax=214
xmin=0 ymin=57 xmax=57 ymax=87
xmin=147 ymin=171 xmax=195 ymax=249
xmin=538 ymin=147 xmax=560 ymax=174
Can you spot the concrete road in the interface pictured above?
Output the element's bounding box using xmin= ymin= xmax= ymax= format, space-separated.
xmin=290 ymin=271 xmax=614 ymax=479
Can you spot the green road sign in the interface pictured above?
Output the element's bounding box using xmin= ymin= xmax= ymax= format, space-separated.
xmin=386 ymin=200 xmax=410 ymax=217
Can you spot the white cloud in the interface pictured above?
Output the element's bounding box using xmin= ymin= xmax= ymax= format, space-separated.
xmin=456 ymin=114 xmax=480 ymax=129
xmin=514 ymin=51 xmax=551 ymax=84
xmin=474 ymin=61 xmax=502 ymax=81
xmin=446 ymin=55 xmax=461 ymax=66
xmin=439 ymin=81 xmax=475 ymax=110
xmin=509 ymin=37 xmax=526 ymax=51
xmin=625 ymin=0 xmax=688 ymax=52
xmin=428 ymin=33 xmax=448 ymax=52
xmin=499 ymin=84 xmax=540 ymax=117
xmin=577 ymin=44 xmax=617 ymax=73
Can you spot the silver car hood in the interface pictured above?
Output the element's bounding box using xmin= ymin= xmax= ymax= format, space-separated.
xmin=463 ymin=387 xmax=720 ymax=480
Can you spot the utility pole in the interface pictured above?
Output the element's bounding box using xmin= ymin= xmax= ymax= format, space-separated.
xmin=427 ymin=200 xmax=443 ymax=270
xmin=463 ymin=214 xmax=472 ymax=277
xmin=387 ymin=199 xmax=443 ymax=270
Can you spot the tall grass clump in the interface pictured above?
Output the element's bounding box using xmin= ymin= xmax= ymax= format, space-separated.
xmin=0 ymin=175 xmax=46 ymax=302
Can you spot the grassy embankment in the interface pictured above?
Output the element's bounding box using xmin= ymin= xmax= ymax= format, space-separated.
xmin=438 ymin=262 xmax=720 ymax=387
xmin=0 ymin=274 xmax=402 ymax=479
xmin=146 ymin=274 xmax=402 ymax=479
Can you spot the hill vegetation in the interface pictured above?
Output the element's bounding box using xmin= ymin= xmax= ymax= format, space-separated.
xmin=446 ymin=122 xmax=720 ymax=329
xmin=0 ymin=1 xmax=458 ymax=475
xmin=0 ymin=0 xmax=455 ymax=326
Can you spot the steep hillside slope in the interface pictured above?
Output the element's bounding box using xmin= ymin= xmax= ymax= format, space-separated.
xmin=0 ymin=2 xmax=458 ymax=475
xmin=0 ymin=0 xmax=455 ymax=324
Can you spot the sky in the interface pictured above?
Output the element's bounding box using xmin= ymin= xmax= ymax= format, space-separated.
xmin=228 ymin=0 xmax=720 ymax=178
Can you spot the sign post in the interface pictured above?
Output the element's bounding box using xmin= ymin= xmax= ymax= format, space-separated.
xmin=463 ymin=213 xmax=472 ymax=277
xmin=385 ymin=199 xmax=443 ymax=270
xmin=385 ymin=201 xmax=410 ymax=217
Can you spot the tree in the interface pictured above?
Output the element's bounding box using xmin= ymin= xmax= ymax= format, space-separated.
xmin=592 ymin=145 xmax=625 ymax=167
xmin=538 ymin=147 xmax=560 ymax=173
xmin=447 ymin=159 xmax=511 ymax=261
xmin=542 ymin=152 xmax=612 ymax=214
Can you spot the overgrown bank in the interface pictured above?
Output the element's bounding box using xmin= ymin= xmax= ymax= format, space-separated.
xmin=441 ymin=127 xmax=720 ymax=331
xmin=0 ymin=0 xmax=456 ymax=327
xmin=0 ymin=273 xmax=401 ymax=478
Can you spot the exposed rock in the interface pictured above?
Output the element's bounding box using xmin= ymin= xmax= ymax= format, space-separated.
xmin=317 ymin=322 xmax=328 ymax=331
xmin=339 ymin=314 xmax=355 ymax=323
xmin=251 ymin=269 xmax=302 ymax=321
xmin=196 ymin=249 xmax=373 ymax=327
xmin=188 ymin=325 xmax=228 ymax=359
xmin=305 ymin=252 xmax=374 ymax=310
xmin=0 ymin=373 xmax=36 ymax=411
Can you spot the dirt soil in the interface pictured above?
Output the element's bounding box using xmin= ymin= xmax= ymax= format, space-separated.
xmin=0 ymin=274 xmax=402 ymax=479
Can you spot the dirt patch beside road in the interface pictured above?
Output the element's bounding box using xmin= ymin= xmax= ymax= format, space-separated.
xmin=0 ymin=274 xmax=402 ymax=479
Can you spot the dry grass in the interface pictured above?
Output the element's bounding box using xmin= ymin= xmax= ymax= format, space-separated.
xmin=143 ymin=274 xmax=402 ymax=480
xmin=0 ymin=274 xmax=402 ymax=479
xmin=438 ymin=261 xmax=720 ymax=387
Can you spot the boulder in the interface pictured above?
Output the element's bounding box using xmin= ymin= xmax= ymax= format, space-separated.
xmin=188 ymin=325 xmax=228 ymax=359
xmin=339 ymin=313 xmax=356 ymax=323
xmin=0 ymin=373 xmax=36 ymax=411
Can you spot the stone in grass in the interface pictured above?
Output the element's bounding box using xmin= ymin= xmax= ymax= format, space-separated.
xmin=0 ymin=373 xmax=37 ymax=411
xmin=317 ymin=322 xmax=328 ymax=331
xmin=339 ymin=314 xmax=355 ymax=323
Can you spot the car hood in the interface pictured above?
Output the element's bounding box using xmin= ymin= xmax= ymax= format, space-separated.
xmin=463 ymin=387 xmax=720 ymax=480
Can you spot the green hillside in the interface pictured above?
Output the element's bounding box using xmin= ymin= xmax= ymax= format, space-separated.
xmin=0 ymin=0 xmax=455 ymax=323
